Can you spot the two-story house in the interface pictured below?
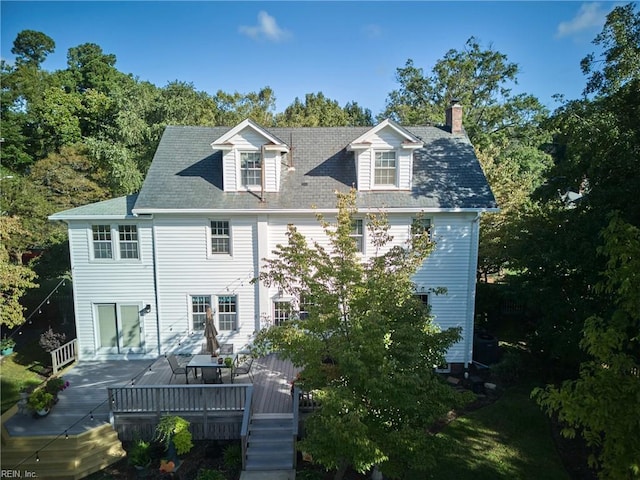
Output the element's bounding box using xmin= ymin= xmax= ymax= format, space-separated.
xmin=50 ymin=103 xmax=497 ymax=372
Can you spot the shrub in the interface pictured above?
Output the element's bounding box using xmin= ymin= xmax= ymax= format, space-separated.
xmin=223 ymin=442 xmax=243 ymax=473
xmin=128 ymin=438 xmax=151 ymax=467
xmin=27 ymin=389 xmax=54 ymax=412
xmin=45 ymin=377 xmax=69 ymax=395
xmin=39 ymin=327 xmax=66 ymax=353
xmin=196 ymin=469 xmax=226 ymax=480
xmin=154 ymin=415 xmax=193 ymax=455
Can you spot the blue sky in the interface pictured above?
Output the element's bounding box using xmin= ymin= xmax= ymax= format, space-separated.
xmin=1 ymin=1 xmax=622 ymax=116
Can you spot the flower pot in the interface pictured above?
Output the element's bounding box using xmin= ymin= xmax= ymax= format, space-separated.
xmin=1 ymin=347 xmax=14 ymax=355
xmin=36 ymin=408 xmax=50 ymax=417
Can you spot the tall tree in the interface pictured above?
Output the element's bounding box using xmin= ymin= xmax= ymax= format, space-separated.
xmin=253 ymin=190 xmax=471 ymax=479
xmin=11 ymin=30 xmax=55 ymax=67
xmin=383 ymin=37 xmax=552 ymax=280
xmin=276 ymin=92 xmax=373 ymax=127
xmin=0 ymin=216 xmax=38 ymax=328
xmin=533 ymin=215 xmax=640 ymax=479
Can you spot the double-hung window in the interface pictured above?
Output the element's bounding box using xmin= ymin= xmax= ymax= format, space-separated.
xmin=92 ymin=225 xmax=113 ymax=259
xmin=92 ymin=224 xmax=140 ymax=260
xmin=119 ymin=225 xmax=139 ymax=259
xmin=274 ymin=301 xmax=292 ymax=326
xmin=218 ymin=296 xmax=237 ymax=331
xmin=374 ymin=151 xmax=397 ymax=186
xmin=191 ymin=296 xmax=210 ymax=331
xmin=211 ymin=221 xmax=230 ymax=254
xmin=240 ymin=152 xmax=262 ymax=187
xmin=350 ymin=219 xmax=364 ymax=253
xmin=412 ymin=217 xmax=433 ymax=242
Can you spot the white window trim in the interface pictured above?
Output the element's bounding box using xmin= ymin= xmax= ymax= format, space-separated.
xmin=350 ymin=218 xmax=365 ymax=254
xmin=370 ymin=148 xmax=399 ymax=189
xmin=273 ymin=299 xmax=293 ymax=326
xmin=90 ymin=223 xmax=141 ymax=262
xmin=236 ymin=149 xmax=262 ymax=191
xmin=216 ymin=294 xmax=238 ymax=332
xmin=207 ymin=219 xmax=232 ymax=257
xmin=411 ymin=217 xmax=434 ymax=242
xmin=189 ymin=295 xmax=212 ymax=332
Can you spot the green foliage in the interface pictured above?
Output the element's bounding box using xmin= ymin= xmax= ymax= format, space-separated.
xmin=127 ymin=438 xmax=151 ymax=467
xmin=222 ymin=442 xmax=243 ymax=473
xmin=154 ymin=415 xmax=193 ymax=456
xmin=533 ymin=215 xmax=640 ymax=479
xmin=27 ymin=388 xmax=54 ymax=411
xmin=1 ymin=337 xmax=16 ymax=350
xmin=254 ymin=189 xmax=468 ymax=479
xmin=11 ymin=30 xmax=55 ymax=67
xmin=275 ymin=92 xmax=373 ymax=127
xmin=39 ymin=327 xmax=66 ymax=353
xmin=195 ymin=469 xmax=226 ymax=480
xmin=0 ymin=216 xmax=38 ymax=328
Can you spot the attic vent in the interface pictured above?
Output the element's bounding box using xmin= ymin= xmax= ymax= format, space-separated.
xmin=301 ymin=181 xmax=309 ymax=186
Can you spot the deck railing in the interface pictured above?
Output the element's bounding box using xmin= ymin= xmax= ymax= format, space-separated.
xmin=51 ymin=338 xmax=78 ymax=374
xmin=240 ymin=386 xmax=254 ymax=470
xmin=107 ymin=384 xmax=252 ymax=441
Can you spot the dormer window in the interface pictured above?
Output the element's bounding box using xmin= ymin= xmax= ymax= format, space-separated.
xmin=240 ymin=152 xmax=261 ymax=187
xmin=374 ymin=151 xmax=397 ymax=186
xmin=348 ymin=119 xmax=423 ymax=192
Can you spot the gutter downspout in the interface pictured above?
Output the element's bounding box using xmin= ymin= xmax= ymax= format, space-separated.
xmin=465 ymin=213 xmax=481 ymax=369
xmin=150 ymin=218 xmax=162 ymax=355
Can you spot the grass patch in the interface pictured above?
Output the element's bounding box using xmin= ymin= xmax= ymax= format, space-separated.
xmin=433 ymin=385 xmax=568 ymax=479
xmin=0 ymin=353 xmax=44 ymax=413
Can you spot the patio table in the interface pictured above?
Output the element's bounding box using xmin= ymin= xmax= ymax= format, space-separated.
xmin=186 ymin=354 xmax=235 ymax=383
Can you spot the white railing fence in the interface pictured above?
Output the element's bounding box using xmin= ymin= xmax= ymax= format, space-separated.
xmin=51 ymin=338 xmax=78 ymax=374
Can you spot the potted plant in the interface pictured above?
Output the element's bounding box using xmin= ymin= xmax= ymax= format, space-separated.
xmin=224 ymin=357 xmax=233 ymax=368
xmin=45 ymin=377 xmax=70 ymax=397
xmin=1 ymin=337 xmax=16 ymax=355
xmin=27 ymin=389 xmax=54 ymax=416
xmin=154 ymin=415 xmax=193 ymax=473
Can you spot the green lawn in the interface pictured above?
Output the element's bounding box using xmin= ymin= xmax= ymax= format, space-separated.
xmin=0 ymin=353 xmax=44 ymax=413
xmin=433 ymin=385 xmax=568 ymax=479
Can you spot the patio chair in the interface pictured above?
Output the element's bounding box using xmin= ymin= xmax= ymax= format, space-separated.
xmin=167 ymin=354 xmax=192 ymax=384
xmin=201 ymin=367 xmax=222 ymax=384
xmin=219 ymin=343 xmax=234 ymax=355
xmin=231 ymin=356 xmax=254 ymax=383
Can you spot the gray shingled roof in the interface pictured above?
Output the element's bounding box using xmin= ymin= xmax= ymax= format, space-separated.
xmin=134 ymin=124 xmax=496 ymax=212
xmin=51 ymin=125 xmax=495 ymax=220
xmin=49 ymin=194 xmax=139 ymax=219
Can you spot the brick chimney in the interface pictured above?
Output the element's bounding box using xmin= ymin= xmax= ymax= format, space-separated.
xmin=445 ymin=100 xmax=463 ymax=134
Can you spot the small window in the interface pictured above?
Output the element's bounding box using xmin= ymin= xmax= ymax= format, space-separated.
xmin=191 ymin=296 xmax=210 ymax=331
xmin=218 ymin=296 xmax=237 ymax=331
xmin=119 ymin=225 xmax=139 ymax=259
xmin=211 ymin=221 xmax=230 ymax=254
xmin=374 ymin=151 xmax=397 ymax=186
xmin=412 ymin=217 xmax=432 ymax=242
xmin=298 ymin=294 xmax=312 ymax=320
xmin=416 ymin=293 xmax=429 ymax=307
xmin=274 ymin=301 xmax=292 ymax=326
xmin=350 ymin=219 xmax=364 ymax=253
xmin=92 ymin=225 xmax=113 ymax=259
xmin=240 ymin=152 xmax=262 ymax=187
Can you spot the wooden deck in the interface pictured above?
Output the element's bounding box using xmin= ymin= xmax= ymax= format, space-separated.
xmin=3 ymin=353 xmax=299 ymax=438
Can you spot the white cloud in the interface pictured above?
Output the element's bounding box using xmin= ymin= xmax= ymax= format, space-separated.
xmin=239 ymin=11 xmax=291 ymax=42
xmin=556 ymin=3 xmax=609 ymax=38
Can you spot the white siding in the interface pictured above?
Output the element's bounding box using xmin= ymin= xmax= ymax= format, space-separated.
xmin=67 ymin=221 xmax=157 ymax=360
xmin=222 ymin=150 xmax=237 ymax=192
xmin=153 ymin=215 xmax=258 ymax=354
xmin=263 ymin=150 xmax=279 ymax=192
xmin=69 ymin=210 xmax=478 ymax=366
xmin=355 ymin=126 xmax=413 ymax=191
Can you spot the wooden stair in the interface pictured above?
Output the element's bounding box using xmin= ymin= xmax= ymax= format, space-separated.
xmin=245 ymin=413 xmax=295 ymax=471
xmin=1 ymin=408 xmax=126 ymax=480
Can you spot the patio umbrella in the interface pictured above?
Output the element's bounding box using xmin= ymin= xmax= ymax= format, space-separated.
xmin=204 ymin=306 xmax=220 ymax=354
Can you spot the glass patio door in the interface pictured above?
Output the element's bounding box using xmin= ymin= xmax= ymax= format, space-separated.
xmin=96 ymin=303 xmax=143 ymax=353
